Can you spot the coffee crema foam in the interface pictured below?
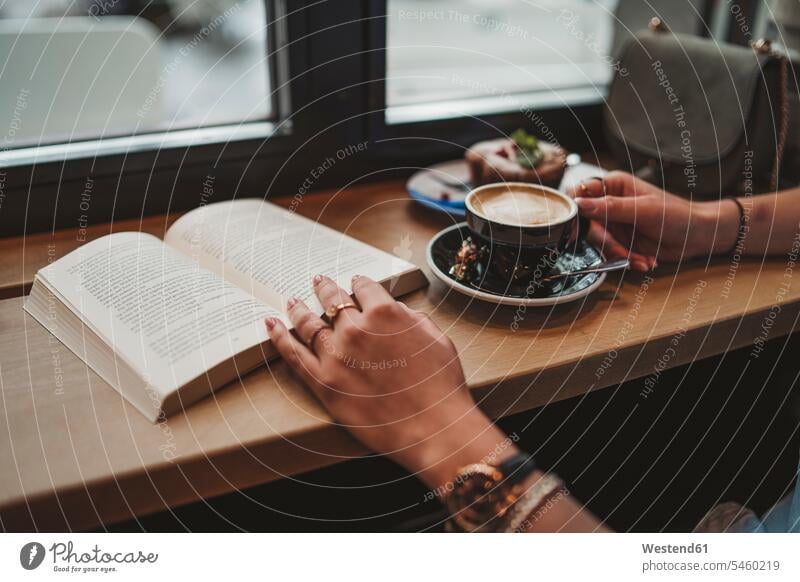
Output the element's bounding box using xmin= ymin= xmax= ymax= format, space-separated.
xmin=471 ymin=187 xmax=572 ymax=226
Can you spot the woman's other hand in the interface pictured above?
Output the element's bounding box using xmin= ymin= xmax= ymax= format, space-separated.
xmin=265 ymin=274 xmax=516 ymax=491
xmin=569 ymin=171 xmax=740 ymax=271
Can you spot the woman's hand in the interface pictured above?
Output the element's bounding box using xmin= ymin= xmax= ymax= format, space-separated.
xmin=569 ymin=171 xmax=740 ymax=271
xmin=265 ymin=274 xmax=516 ymax=490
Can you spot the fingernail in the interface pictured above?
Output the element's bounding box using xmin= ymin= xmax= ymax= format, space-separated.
xmin=352 ymin=274 xmax=361 ymax=281
xmin=313 ymin=274 xmax=323 ymax=285
xmin=265 ymin=317 xmax=277 ymax=331
xmin=287 ymin=296 xmax=298 ymax=309
xmin=576 ymin=197 xmax=596 ymax=211
xmin=634 ymin=260 xmax=649 ymax=272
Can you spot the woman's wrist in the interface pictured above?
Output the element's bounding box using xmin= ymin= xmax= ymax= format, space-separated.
xmin=692 ymin=199 xmax=741 ymax=257
xmin=404 ymin=407 xmax=519 ymax=492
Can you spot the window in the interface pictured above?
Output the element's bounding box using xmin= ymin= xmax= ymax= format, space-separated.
xmin=386 ymin=0 xmax=617 ymax=124
xmin=0 ymin=0 xmax=271 ymax=147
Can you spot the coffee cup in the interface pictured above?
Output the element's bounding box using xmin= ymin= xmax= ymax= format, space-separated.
xmin=464 ymin=182 xmax=587 ymax=286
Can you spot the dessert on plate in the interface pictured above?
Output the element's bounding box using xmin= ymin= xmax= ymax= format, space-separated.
xmin=465 ymin=129 xmax=567 ymax=188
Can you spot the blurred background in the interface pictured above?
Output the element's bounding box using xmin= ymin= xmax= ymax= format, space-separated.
xmin=1 ymin=1 xmax=793 ymax=237
xmin=0 ymin=0 xmax=270 ymax=143
xmin=1 ymin=0 xmax=786 ymax=145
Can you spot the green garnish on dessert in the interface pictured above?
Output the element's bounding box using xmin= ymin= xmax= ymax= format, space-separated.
xmin=511 ymin=128 xmax=544 ymax=168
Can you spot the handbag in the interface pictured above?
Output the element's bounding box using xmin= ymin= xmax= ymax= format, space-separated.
xmin=604 ymin=20 xmax=790 ymax=199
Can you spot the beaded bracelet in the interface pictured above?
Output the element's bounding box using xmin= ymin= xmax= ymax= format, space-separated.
xmin=503 ymin=473 xmax=567 ymax=533
xmin=728 ymin=197 xmax=748 ymax=256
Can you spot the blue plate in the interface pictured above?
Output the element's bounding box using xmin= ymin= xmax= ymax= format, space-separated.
xmin=406 ymin=160 xmax=470 ymax=217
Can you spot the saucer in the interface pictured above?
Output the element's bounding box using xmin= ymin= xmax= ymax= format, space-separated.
xmin=407 ymin=159 xmax=608 ymax=218
xmin=426 ymin=222 xmax=607 ymax=306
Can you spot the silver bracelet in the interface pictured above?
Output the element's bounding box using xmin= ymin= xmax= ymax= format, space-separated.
xmin=503 ymin=473 xmax=567 ymax=533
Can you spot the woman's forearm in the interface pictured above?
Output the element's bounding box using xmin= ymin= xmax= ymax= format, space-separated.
xmin=741 ymin=188 xmax=800 ymax=255
xmin=703 ymin=189 xmax=800 ymax=257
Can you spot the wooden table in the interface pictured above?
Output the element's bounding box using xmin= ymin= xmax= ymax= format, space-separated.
xmin=2 ymin=180 xmax=799 ymax=531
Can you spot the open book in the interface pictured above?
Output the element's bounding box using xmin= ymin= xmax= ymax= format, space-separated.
xmin=24 ymin=199 xmax=426 ymax=422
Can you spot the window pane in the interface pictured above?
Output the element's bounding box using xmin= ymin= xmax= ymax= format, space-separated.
xmin=0 ymin=0 xmax=270 ymax=147
xmin=386 ymin=0 xmax=618 ymax=122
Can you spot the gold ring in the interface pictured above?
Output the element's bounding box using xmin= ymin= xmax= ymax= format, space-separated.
xmin=325 ymin=302 xmax=359 ymax=322
xmin=584 ymin=175 xmax=607 ymax=196
xmin=586 ymin=176 xmax=608 ymax=196
xmin=306 ymin=325 xmax=331 ymax=352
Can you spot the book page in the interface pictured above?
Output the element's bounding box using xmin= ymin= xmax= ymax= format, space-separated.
xmin=36 ymin=232 xmax=281 ymax=395
xmin=164 ymin=199 xmax=419 ymax=312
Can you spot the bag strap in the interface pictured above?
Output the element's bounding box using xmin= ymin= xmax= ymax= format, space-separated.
xmin=753 ymin=39 xmax=789 ymax=191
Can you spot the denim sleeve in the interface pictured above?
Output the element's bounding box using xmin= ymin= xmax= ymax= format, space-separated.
xmin=738 ymin=456 xmax=800 ymax=533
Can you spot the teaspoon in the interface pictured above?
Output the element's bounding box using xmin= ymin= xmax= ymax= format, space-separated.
xmin=540 ymin=258 xmax=630 ymax=282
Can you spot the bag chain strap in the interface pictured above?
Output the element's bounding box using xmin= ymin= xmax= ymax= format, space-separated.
xmin=754 ymin=39 xmax=789 ymax=191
